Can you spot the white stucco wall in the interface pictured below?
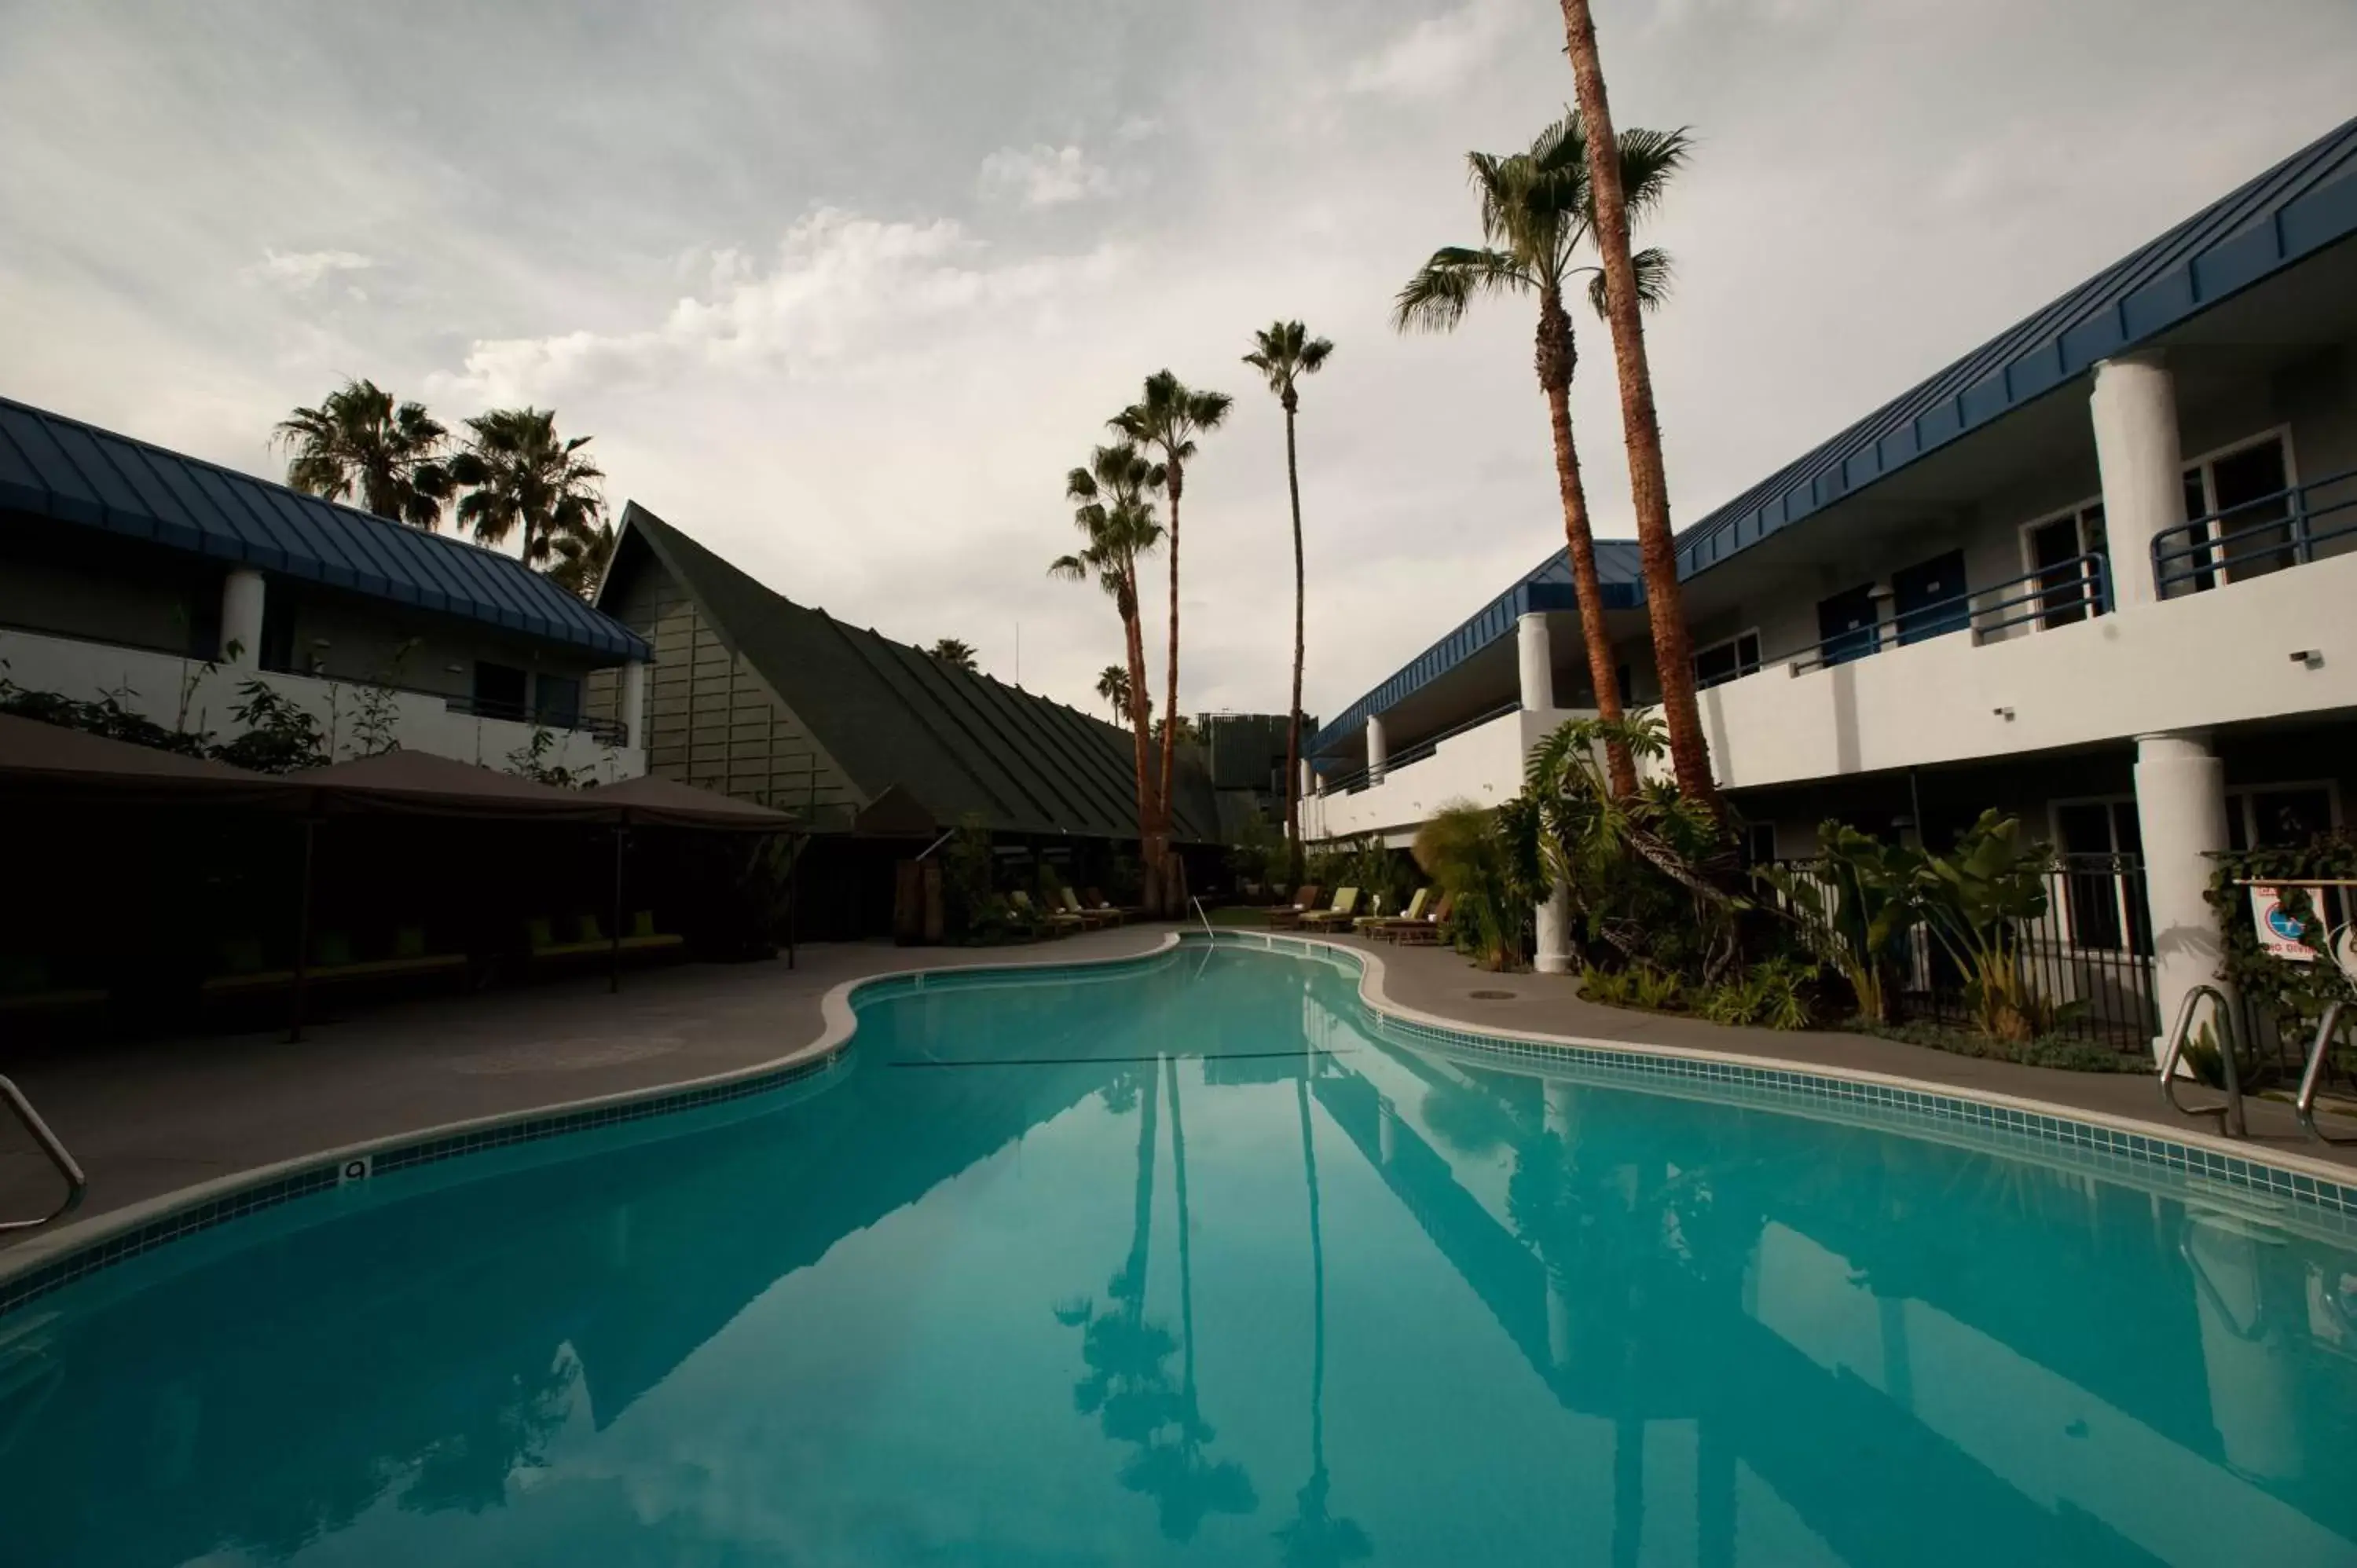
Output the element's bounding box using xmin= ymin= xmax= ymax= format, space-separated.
xmin=1699 ymin=548 xmax=2357 ymax=789
xmin=1305 ymin=707 xmax=1585 ymax=843
xmin=0 ymin=626 xmax=645 ymax=781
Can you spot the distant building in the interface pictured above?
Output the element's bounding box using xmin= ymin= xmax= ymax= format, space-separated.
xmin=1195 ymin=711 xmax=1319 ymax=837
xmin=0 ymin=394 xmax=648 ymax=778
xmin=591 ymin=504 xmax=1220 ymax=933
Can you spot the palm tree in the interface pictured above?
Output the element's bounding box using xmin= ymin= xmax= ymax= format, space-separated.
xmin=1113 ymin=372 xmax=1233 ymax=914
xmin=929 ymin=638 xmax=980 ymax=672
xmin=448 ymin=408 xmax=606 ymax=569
xmin=1053 ymin=443 xmax=1167 ymax=876
xmin=1554 ymin=2 xmax=1717 ymax=812
xmin=545 ymin=518 xmax=614 ymax=601
xmin=1395 ymin=110 xmax=1686 ymax=798
xmin=273 ymin=379 xmax=454 ymax=529
xmin=1097 ymin=663 xmax=1135 ymax=722
xmin=1243 ymin=323 xmax=1334 ymax=888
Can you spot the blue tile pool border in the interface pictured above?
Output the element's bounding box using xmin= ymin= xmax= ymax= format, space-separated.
xmin=6 ymin=929 xmax=2355 ymax=1321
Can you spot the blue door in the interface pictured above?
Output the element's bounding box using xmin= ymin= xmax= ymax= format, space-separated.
xmin=1892 ymin=549 xmax=1968 ymax=645
xmin=1815 ymin=584 xmax=1878 ymax=667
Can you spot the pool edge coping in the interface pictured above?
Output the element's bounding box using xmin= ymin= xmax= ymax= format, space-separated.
xmin=6 ymin=925 xmax=2353 ymax=1315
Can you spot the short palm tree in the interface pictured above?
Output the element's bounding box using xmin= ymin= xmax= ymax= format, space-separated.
xmin=273 ymin=379 xmax=454 ymax=529
xmin=929 ymin=638 xmax=980 ymax=672
xmin=545 ymin=518 xmax=614 ymax=601
xmin=449 ymin=408 xmax=606 ymax=569
xmin=1052 ymin=443 xmax=1166 ymax=860
xmin=1243 ymin=322 xmax=1334 ymax=888
xmin=1113 ymin=372 xmax=1232 ymax=911
xmin=1395 ymin=109 xmax=1686 ymax=797
xmin=1553 ymin=4 xmax=1717 ymax=811
xmin=1097 ymin=663 xmax=1134 ymax=721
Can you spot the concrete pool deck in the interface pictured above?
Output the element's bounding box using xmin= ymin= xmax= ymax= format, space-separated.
xmin=2 ymin=924 xmax=2352 ymax=1244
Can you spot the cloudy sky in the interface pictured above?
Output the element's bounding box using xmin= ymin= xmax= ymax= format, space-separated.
xmin=4 ymin=0 xmax=2353 ymax=727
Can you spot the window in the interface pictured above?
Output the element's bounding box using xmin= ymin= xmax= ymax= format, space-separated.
xmin=1815 ymin=584 xmax=1878 ymax=667
xmin=533 ymin=672 xmax=583 ymax=728
xmin=2024 ymin=504 xmax=2107 ymax=628
xmin=2164 ymin=431 xmax=2295 ymax=598
xmin=1692 ymin=630 xmax=1761 ymax=690
xmin=258 ymin=595 xmax=297 ymax=673
xmin=2225 ymin=783 xmax=2337 ymax=853
xmin=2052 ymin=798 xmax=2147 ymax=954
xmin=473 ymin=661 xmax=527 ymax=721
xmin=1615 ymin=662 xmax=1633 ymax=708
xmin=1743 ymin=821 xmax=1777 ymax=865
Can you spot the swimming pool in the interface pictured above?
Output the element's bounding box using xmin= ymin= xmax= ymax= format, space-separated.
xmin=3 ymin=940 xmax=2354 ymax=1566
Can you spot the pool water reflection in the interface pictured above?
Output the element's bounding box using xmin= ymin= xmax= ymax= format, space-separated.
xmin=2 ymin=945 xmax=2353 ymax=1566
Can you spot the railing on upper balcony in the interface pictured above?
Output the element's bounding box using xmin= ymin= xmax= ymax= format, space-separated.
xmin=1763 ymin=550 xmax=2113 ymax=677
xmin=2151 ymin=464 xmax=2357 ymax=599
xmin=1312 ymin=698 xmax=1523 ymax=797
xmin=443 ymin=694 xmax=629 ymax=749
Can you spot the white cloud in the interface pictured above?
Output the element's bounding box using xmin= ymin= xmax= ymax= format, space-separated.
xmin=976 ymin=144 xmax=1115 ymax=208
xmin=1343 ymin=0 xmax=1518 ymax=99
xmin=245 ymin=247 xmax=375 ymax=291
xmin=430 ymin=207 xmax=1127 ymax=405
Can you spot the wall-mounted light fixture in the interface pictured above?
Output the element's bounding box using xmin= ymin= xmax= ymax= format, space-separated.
xmin=1992 ymin=706 xmax=2015 ymax=720
xmin=2290 ymin=649 xmax=2323 ymax=669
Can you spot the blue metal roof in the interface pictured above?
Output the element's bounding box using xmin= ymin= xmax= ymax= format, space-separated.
xmin=1313 ymin=114 xmax=2357 ymax=757
xmin=0 ymin=394 xmax=651 ymax=662
xmin=1313 ymin=540 xmax=1644 ymax=757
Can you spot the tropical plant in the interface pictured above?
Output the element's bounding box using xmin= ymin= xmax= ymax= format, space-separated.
xmin=1552 ymin=2 xmax=1715 ymax=811
xmin=1915 ymin=810 xmax=2061 ymax=1042
xmin=1242 ymin=321 xmax=1334 ymax=887
xmin=449 ymin=407 xmax=606 ymax=569
xmin=504 ymin=726 xmax=584 ymax=787
xmin=213 ymin=681 xmax=327 ymax=773
xmin=273 ymin=379 xmax=455 ymax=529
xmin=1412 ymin=802 xmax=1542 ymax=970
xmin=928 ymin=638 xmax=980 ymax=673
xmin=1759 ymin=822 xmax=1922 ymax=1024
xmin=1052 ymin=442 xmax=1167 ymax=898
xmin=1113 ymin=372 xmax=1233 ymax=914
xmin=1693 ymin=958 xmax=1812 ymax=1029
xmin=1096 ymin=663 xmax=1135 ymax=722
xmin=1395 ymin=111 xmax=1686 ymax=797
xmin=546 ymin=517 xmax=615 ymax=601
xmin=1524 ymin=711 xmax=1741 ymax=981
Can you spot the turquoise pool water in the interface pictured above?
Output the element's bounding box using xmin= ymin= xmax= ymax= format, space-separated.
xmin=4 ymin=943 xmax=2355 ymax=1566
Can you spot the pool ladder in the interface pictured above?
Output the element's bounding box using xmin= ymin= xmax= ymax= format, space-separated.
xmin=2293 ymin=1001 xmax=2355 ymax=1145
xmin=2157 ymin=985 xmax=2247 ymax=1139
xmin=0 ymin=1075 xmax=86 ymax=1233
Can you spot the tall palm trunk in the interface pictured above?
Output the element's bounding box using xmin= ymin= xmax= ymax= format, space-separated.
xmin=1119 ymin=581 xmax=1162 ymax=904
xmin=1556 ymin=0 xmax=1717 ymax=813
xmin=1537 ymin=290 xmax=1637 ymax=797
xmin=1166 ymin=1054 xmax=1197 ymax=1416
xmin=1281 ymin=393 xmax=1308 ymax=888
xmin=1158 ymin=466 xmax=1186 ymax=916
xmin=1125 ymin=1061 xmax=1160 ymax=1311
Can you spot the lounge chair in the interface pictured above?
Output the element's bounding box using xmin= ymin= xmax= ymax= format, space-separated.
xmin=523 ymin=911 xmax=687 ymax=965
xmin=1264 ymin=885 xmax=1323 ymax=930
xmin=1060 ymin=887 xmax=1121 ymax=929
xmin=1370 ymin=892 xmax=1452 ymax=944
xmin=1082 ymin=888 xmax=1138 ymax=923
xmin=1356 ymin=888 xmax=1430 ymax=934
xmin=201 ymin=925 xmax=467 ymax=996
xmin=1298 ymin=888 xmax=1361 ymax=932
xmin=1009 ymin=889 xmax=1084 ymax=936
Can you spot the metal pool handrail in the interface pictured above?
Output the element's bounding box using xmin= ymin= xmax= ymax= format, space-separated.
xmin=2157 ymin=984 xmax=2245 ymax=1138
xmin=1189 ymin=897 xmax=1214 ymax=937
xmin=0 ymin=1075 xmax=86 ymax=1232
xmin=2297 ymin=1001 xmax=2353 ymax=1145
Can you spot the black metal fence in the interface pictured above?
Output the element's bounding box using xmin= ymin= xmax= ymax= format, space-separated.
xmin=1762 ymin=853 xmax=2161 ymax=1053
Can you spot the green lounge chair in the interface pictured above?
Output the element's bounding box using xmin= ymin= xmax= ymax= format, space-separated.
xmin=1298 ymin=888 xmax=1361 ymax=932
xmin=1265 ymin=885 xmax=1322 ymax=930
xmin=1060 ymin=887 xmax=1121 ymax=929
xmin=1009 ymin=890 xmax=1084 ymax=935
xmin=1356 ymin=888 xmax=1430 ymax=933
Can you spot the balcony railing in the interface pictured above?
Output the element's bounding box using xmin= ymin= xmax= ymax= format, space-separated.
xmin=1314 ymin=699 xmax=1521 ymax=797
xmin=1767 ymin=550 xmax=2112 ymax=677
xmin=2152 ymin=463 xmax=2357 ymax=597
xmin=444 ymin=694 xmax=629 ymax=749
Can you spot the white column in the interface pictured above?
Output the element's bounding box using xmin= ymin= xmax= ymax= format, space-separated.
xmin=619 ymin=660 xmax=648 ymax=746
xmin=1298 ymin=757 xmax=1314 ymax=798
xmin=2090 ymin=352 xmax=2185 ymax=612
xmin=1365 ymin=713 xmax=1387 ymax=785
xmin=219 ymin=568 xmax=265 ymax=667
xmin=1535 ymin=877 xmax=1573 ymax=974
xmin=1516 ymin=611 xmax=1555 ymax=712
xmin=2133 ymin=729 xmax=2231 ymax=1065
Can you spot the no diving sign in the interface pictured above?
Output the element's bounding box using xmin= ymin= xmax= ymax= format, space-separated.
xmin=2249 ymin=885 xmax=2320 ymax=963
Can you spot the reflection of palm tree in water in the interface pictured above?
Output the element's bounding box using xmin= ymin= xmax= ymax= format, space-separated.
xmin=1054 ymin=1056 xmax=1255 ymax=1542
xmin=1275 ymin=1077 xmax=1370 ymax=1566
